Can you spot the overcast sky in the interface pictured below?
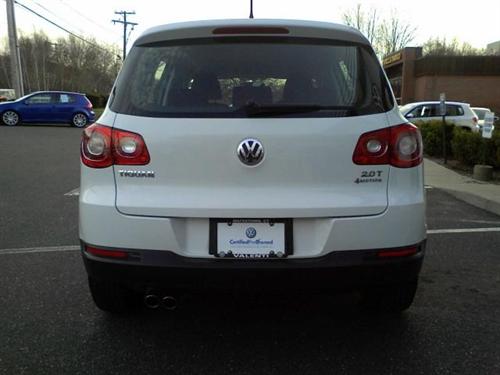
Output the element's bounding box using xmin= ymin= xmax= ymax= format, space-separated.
xmin=1 ymin=0 xmax=499 ymax=50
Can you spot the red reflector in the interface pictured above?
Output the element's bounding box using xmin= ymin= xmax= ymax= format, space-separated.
xmin=86 ymin=246 xmax=128 ymax=259
xmin=377 ymin=246 xmax=418 ymax=258
xmin=212 ymin=27 xmax=290 ymax=35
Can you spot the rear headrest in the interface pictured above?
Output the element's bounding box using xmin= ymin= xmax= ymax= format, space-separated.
xmin=282 ymin=76 xmax=314 ymax=103
xmin=232 ymin=85 xmax=273 ymax=107
xmin=191 ymin=73 xmax=222 ymax=100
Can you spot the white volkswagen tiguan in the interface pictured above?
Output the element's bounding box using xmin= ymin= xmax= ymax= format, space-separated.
xmin=79 ymin=19 xmax=426 ymax=313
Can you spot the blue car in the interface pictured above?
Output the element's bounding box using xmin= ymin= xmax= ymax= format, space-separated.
xmin=0 ymin=91 xmax=95 ymax=128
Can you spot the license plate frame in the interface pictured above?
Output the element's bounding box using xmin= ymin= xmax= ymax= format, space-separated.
xmin=209 ymin=218 xmax=293 ymax=258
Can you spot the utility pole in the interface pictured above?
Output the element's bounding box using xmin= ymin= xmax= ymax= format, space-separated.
xmin=6 ymin=0 xmax=24 ymax=97
xmin=112 ymin=11 xmax=138 ymax=61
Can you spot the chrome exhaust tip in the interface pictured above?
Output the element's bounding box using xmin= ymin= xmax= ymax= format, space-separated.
xmin=161 ymin=296 xmax=177 ymax=310
xmin=144 ymin=294 xmax=160 ymax=309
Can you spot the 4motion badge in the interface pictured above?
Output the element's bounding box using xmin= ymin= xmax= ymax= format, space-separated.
xmin=355 ymin=170 xmax=383 ymax=184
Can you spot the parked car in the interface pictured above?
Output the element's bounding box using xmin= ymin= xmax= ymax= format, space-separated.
xmin=0 ymin=89 xmax=15 ymax=102
xmin=471 ymin=107 xmax=499 ymax=128
xmin=80 ymin=19 xmax=426 ymax=314
xmin=0 ymin=91 xmax=95 ymax=127
xmin=400 ymin=101 xmax=479 ymax=132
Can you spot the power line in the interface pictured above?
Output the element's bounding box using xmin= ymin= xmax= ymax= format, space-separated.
xmin=54 ymin=0 xmax=117 ymax=35
xmin=14 ymin=0 xmax=111 ymax=53
xmin=26 ymin=0 xmax=87 ymax=36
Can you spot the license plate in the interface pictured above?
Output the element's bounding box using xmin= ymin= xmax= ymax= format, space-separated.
xmin=209 ymin=219 xmax=293 ymax=258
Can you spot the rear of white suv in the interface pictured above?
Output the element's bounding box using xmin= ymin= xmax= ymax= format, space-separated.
xmin=79 ymin=19 xmax=426 ymax=313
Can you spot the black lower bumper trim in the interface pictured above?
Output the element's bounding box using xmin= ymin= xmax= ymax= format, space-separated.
xmin=81 ymin=241 xmax=425 ymax=292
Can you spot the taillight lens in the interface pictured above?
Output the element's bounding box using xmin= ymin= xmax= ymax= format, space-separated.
xmin=81 ymin=124 xmax=113 ymax=168
xmin=472 ymin=116 xmax=478 ymax=125
xmin=353 ymin=124 xmax=422 ymax=168
xmin=85 ymin=245 xmax=128 ymax=259
xmin=81 ymin=124 xmax=150 ymax=168
xmin=377 ymin=245 xmax=418 ymax=258
xmin=112 ymin=129 xmax=150 ymax=165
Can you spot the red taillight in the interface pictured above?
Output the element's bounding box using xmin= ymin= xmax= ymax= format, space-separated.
xmin=81 ymin=124 xmax=150 ymax=168
xmin=85 ymin=245 xmax=128 ymax=259
xmin=353 ymin=123 xmax=423 ymax=168
xmin=377 ymin=246 xmax=418 ymax=258
xmin=81 ymin=124 xmax=113 ymax=168
xmin=112 ymin=128 xmax=151 ymax=165
xmin=472 ymin=116 xmax=478 ymax=125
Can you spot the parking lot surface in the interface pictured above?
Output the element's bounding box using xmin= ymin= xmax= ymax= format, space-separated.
xmin=1 ymin=126 xmax=500 ymax=374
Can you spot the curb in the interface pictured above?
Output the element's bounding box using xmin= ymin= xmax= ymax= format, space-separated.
xmin=441 ymin=188 xmax=500 ymax=217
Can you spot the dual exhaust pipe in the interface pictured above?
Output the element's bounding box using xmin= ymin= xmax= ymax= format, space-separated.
xmin=144 ymin=294 xmax=177 ymax=310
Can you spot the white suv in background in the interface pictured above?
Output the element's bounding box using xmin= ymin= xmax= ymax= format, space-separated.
xmin=400 ymin=101 xmax=479 ymax=132
xmin=79 ymin=19 xmax=426 ymax=314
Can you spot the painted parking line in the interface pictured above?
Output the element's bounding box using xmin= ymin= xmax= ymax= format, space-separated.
xmin=2 ymin=227 xmax=500 ymax=256
xmin=427 ymin=227 xmax=500 ymax=234
xmin=64 ymin=188 xmax=80 ymax=196
xmin=0 ymin=245 xmax=79 ymax=256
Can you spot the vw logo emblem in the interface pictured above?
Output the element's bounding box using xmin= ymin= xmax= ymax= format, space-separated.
xmin=237 ymin=138 xmax=264 ymax=166
xmin=245 ymin=227 xmax=257 ymax=239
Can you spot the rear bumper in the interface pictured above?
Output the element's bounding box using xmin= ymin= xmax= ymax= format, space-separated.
xmin=81 ymin=241 xmax=425 ymax=292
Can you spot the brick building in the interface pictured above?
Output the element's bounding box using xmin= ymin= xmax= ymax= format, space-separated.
xmin=383 ymin=47 xmax=500 ymax=114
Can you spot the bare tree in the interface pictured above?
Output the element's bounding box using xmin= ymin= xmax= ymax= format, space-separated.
xmin=378 ymin=11 xmax=417 ymax=57
xmin=342 ymin=5 xmax=416 ymax=57
xmin=342 ymin=4 xmax=378 ymax=45
xmin=423 ymin=37 xmax=486 ymax=56
xmin=1 ymin=32 xmax=120 ymax=98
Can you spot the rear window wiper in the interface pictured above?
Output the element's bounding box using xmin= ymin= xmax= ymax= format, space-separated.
xmin=234 ymin=102 xmax=356 ymax=117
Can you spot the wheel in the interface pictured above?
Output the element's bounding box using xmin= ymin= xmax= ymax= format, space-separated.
xmin=88 ymin=277 xmax=138 ymax=313
xmin=2 ymin=110 xmax=20 ymax=126
xmin=360 ymin=279 xmax=418 ymax=314
xmin=72 ymin=112 xmax=88 ymax=128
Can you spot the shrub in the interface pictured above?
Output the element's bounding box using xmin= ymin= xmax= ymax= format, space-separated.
xmin=414 ymin=120 xmax=454 ymax=157
xmin=451 ymin=129 xmax=500 ymax=167
xmin=451 ymin=129 xmax=482 ymax=165
xmin=492 ymin=130 xmax=500 ymax=167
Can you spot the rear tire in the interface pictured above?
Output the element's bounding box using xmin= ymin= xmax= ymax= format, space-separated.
xmin=88 ymin=277 xmax=138 ymax=313
xmin=2 ymin=110 xmax=20 ymax=126
xmin=71 ymin=112 xmax=88 ymax=128
xmin=360 ymin=279 xmax=418 ymax=314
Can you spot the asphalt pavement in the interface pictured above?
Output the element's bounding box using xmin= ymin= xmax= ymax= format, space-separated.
xmin=0 ymin=125 xmax=80 ymax=249
xmin=1 ymin=125 xmax=500 ymax=375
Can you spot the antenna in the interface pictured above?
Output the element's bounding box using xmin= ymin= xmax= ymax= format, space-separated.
xmin=249 ymin=0 xmax=254 ymax=19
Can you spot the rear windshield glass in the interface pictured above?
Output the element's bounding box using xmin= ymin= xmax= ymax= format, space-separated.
xmin=110 ymin=37 xmax=394 ymax=118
